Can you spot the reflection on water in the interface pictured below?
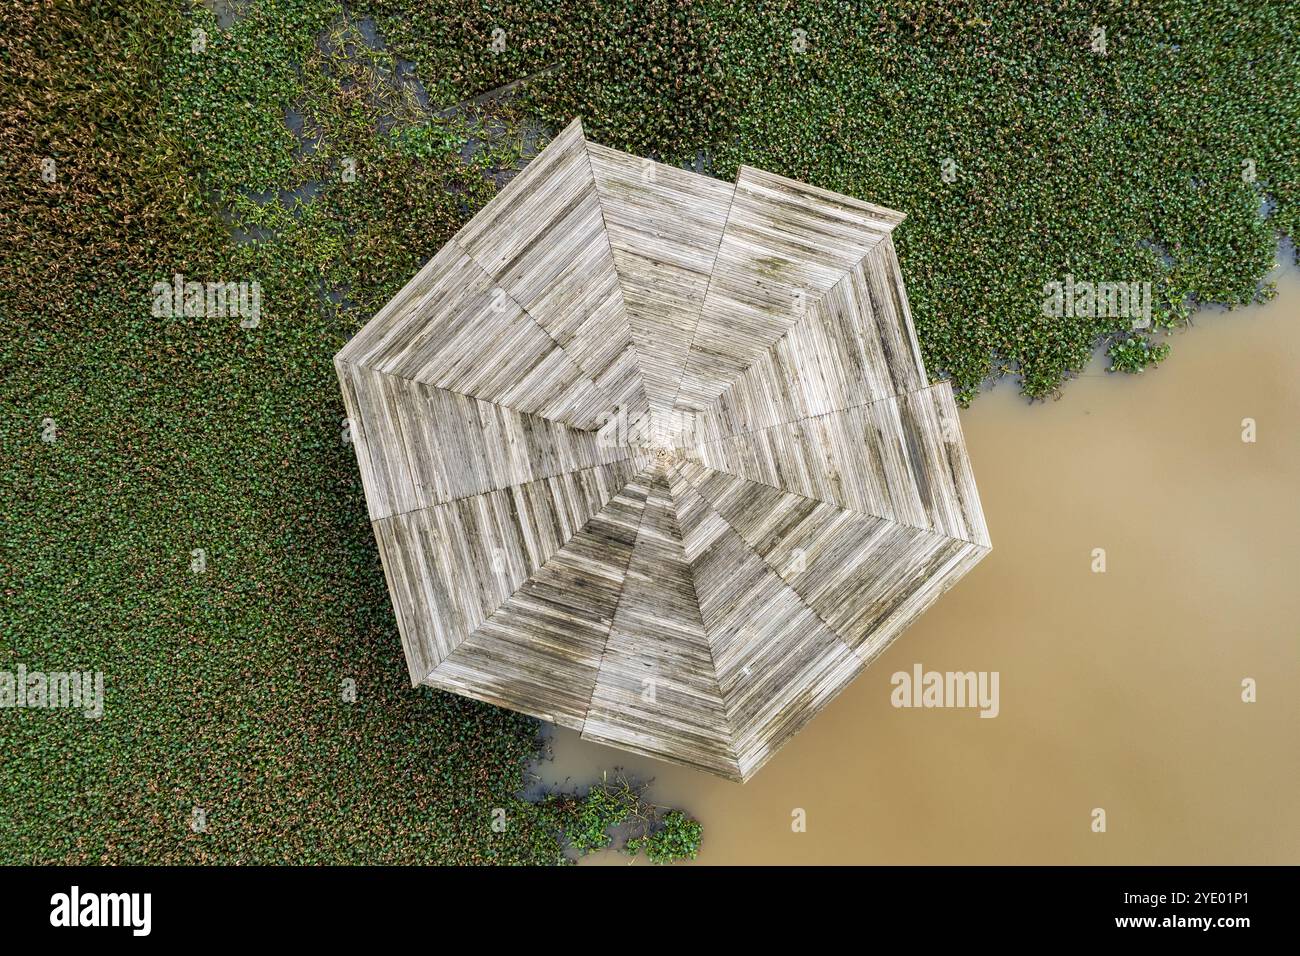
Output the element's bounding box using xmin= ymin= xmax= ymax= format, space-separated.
xmin=537 ymin=269 xmax=1300 ymax=865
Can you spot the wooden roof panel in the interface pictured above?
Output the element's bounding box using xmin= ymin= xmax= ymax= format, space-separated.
xmin=587 ymin=143 xmax=735 ymax=422
xmin=337 ymin=362 xmax=631 ymax=521
xmin=689 ymin=239 xmax=927 ymax=446
xmin=423 ymin=468 xmax=654 ymax=729
xmin=335 ymin=242 xmax=614 ymax=430
xmin=675 ymin=461 xmax=989 ymax=659
xmin=671 ymin=166 xmax=905 ymax=413
xmin=688 ymin=383 xmax=988 ymax=547
xmin=455 ymin=119 xmax=650 ymax=426
xmin=668 ymin=463 xmax=864 ymax=780
xmin=582 ymin=469 xmax=740 ymax=779
xmin=374 ymin=458 xmax=647 ymax=683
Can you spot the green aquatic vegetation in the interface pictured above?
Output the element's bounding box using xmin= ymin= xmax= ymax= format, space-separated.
xmin=626 ymin=809 xmax=704 ymax=865
xmin=539 ymin=775 xmax=703 ymax=862
xmin=160 ymin=1 xmax=331 ymax=198
xmin=0 ymin=0 xmax=688 ymax=866
xmin=554 ymin=776 xmax=644 ymax=854
xmin=1108 ymin=333 xmax=1172 ymax=373
xmin=358 ymin=0 xmax=1295 ymax=400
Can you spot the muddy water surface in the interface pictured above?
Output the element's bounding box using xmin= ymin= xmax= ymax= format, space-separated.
xmin=536 ymin=269 xmax=1300 ymax=865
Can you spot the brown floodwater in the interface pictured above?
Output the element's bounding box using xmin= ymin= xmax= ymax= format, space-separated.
xmin=535 ymin=266 xmax=1300 ymax=865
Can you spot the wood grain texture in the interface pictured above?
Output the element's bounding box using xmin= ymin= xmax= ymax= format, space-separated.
xmin=422 ymin=466 xmax=655 ymax=729
xmin=338 ymin=360 xmax=631 ymax=521
xmin=672 ymin=165 xmax=905 ymax=414
xmin=336 ymin=123 xmax=990 ymax=782
xmin=582 ymin=466 xmax=740 ymax=779
xmin=455 ymin=119 xmax=650 ymax=427
xmin=687 ymin=382 xmax=991 ymax=547
xmin=587 ymin=143 xmax=735 ymax=426
xmin=374 ymin=458 xmax=649 ymax=683
xmin=667 ymin=461 xmax=863 ymax=781
xmin=689 ymin=238 xmax=927 ymax=446
xmin=335 ymin=242 xmax=615 ymax=430
xmin=675 ymin=460 xmax=989 ymax=664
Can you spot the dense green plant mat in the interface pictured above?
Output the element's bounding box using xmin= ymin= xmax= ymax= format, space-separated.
xmin=1 ymin=0 xmax=1294 ymax=863
xmin=627 ymin=810 xmax=704 ymax=864
xmin=544 ymin=774 xmax=699 ymax=862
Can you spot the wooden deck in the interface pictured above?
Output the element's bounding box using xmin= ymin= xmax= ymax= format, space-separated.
xmin=336 ymin=118 xmax=990 ymax=782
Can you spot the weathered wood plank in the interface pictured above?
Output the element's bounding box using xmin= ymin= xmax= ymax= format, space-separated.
xmin=582 ymin=468 xmax=740 ymax=779
xmin=667 ymin=462 xmax=863 ymax=781
xmin=676 ymin=460 xmax=989 ymax=664
xmin=690 ymin=239 xmax=927 ymax=445
xmin=373 ymin=458 xmax=648 ymax=683
xmin=672 ymin=166 xmax=905 ymax=414
xmin=587 ymin=143 xmax=735 ymax=426
xmin=338 ymin=361 xmax=631 ymax=521
xmin=423 ymin=466 xmax=655 ymax=729
xmin=335 ymin=242 xmax=615 ymax=430
xmin=688 ymin=382 xmax=990 ymax=546
xmin=924 ymin=383 xmax=991 ymax=549
xmin=455 ymin=118 xmax=650 ymax=426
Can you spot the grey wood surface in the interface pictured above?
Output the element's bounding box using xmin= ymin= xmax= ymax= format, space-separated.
xmin=667 ymin=461 xmax=865 ymax=781
xmin=688 ymin=238 xmax=928 ymax=446
xmin=338 ymin=361 xmax=632 ymax=521
xmin=687 ymin=383 xmax=991 ymax=548
xmin=424 ymin=465 xmax=654 ymax=729
xmin=675 ymin=460 xmax=988 ymax=666
xmin=671 ymin=166 xmax=906 ymax=414
xmin=373 ymin=457 xmax=650 ymax=683
xmin=587 ymin=143 xmax=735 ymax=429
xmin=582 ymin=465 xmax=740 ymax=779
xmin=335 ymin=242 xmax=617 ymax=431
xmin=336 ymin=121 xmax=991 ymax=781
xmin=455 ymin=119 xmax=650 ymax=428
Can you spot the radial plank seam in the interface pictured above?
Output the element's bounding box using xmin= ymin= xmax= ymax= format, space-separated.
xmin=347 ymin=368 xmax=644 ymax=526
xmin=373 ymin=453 xmax=650 ymax=527
xmin=684 ymin=417 xmax=912 ymax=529
xmin=681 ymin=458 xmax=987 ymax=555
xmin=420 ymin=462 xmax=658 ymax=688
xmin=336 ymin=240 xmax=626 ymax=428
xmin=681 ymin=239 xmax=918 ymax=440
xmin=373 ymin=455 xmax=649 ymax=683
xmin=577 ymin=462 xmax=663 ymax=736
xmin=662 ymin=169 xmax=743 ymax=415
xmin=666 ymin=172 xmax=903 ymax=417
xmin=670 ymin=460 xmax=869 ymax=657
xmin=585 ymin=465 xmax=741 ymax=775
xmin=447 ymin=236 xmax=638 ymax=423
xmin=577 ymin=135 xmax=655 ymax=425
xmin=660 ymin=463 xmax=741 ymax=766
xmin=684 ymin=384 xmax=988 ymax=545
xmin=684 ymin=262 xmax=889 ymax=428
xmin=677 ymin=461 xmax=990 ymax=685
xmin=338 ymin=336 xmax=616 ymax=439
xmin=666 ymin=459 xmax=866 ymax=781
